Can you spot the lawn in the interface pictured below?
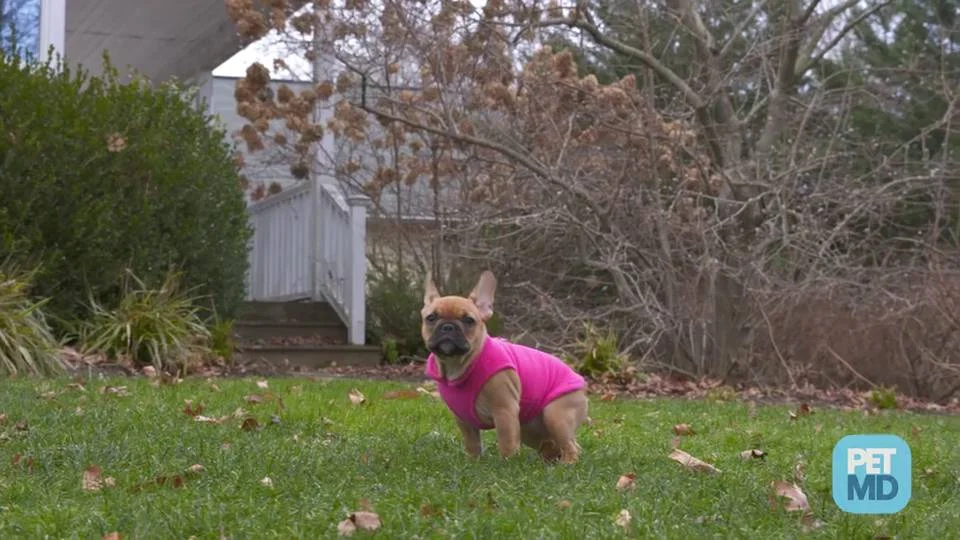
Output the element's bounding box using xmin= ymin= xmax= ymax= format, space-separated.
xmin=0 ymin=375 xmax=957 ymax=539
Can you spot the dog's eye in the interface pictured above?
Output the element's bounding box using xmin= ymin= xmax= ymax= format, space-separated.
xmin=462 ymin=316 xmax=475 ymax=325
xmin=425 ymin=313 xmax=438 ymax=323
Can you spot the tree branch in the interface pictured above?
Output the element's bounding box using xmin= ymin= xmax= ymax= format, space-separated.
xmin=537 ymin=16 xmax=706 ymax=110
xmin=794 ymin=0 xmax=893 ymax=76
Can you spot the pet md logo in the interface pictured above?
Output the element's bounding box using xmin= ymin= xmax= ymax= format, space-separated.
xmin=832 ymin=434 xmax=911 ymax=514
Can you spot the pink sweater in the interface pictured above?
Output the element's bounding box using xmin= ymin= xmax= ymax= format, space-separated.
xmin=425 ymin=335 xmax=586 ymax=429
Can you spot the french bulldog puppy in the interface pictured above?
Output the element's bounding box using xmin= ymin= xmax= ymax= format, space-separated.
xmin=421 ymin=270 xmax=589 ymax=464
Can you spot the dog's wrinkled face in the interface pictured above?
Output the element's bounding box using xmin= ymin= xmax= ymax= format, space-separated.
xmin=422 ymin=271 xmax=496 ymax=375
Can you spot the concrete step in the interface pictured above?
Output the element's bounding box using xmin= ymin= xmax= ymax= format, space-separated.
xmin=237 ymin=301 xmax=342 ymax=324
xmin=233 ymin=320 xmax=347 ymax=342
xmin=235 ymin=344 xmax=381 ymax=369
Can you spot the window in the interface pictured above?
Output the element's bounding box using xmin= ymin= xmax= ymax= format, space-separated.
xmin=1 ymin=0 xmax=63 ymax=61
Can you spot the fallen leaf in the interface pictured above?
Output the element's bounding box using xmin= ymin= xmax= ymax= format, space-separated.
xmin=186 ymin=464 xmax=205 ymax=474
xmin=673 ymin=423 xmax=696 ymax=436
xmin=770 ymin=480 xmax=810 ymax=514
xmin=66 ymin=382 xmax=86 ymax=392
xmin=100 ymin=386 xmax=130 ymax=397
xmin=382 ymin=389 xmax=421 ymax=400
xmin=102 ymin=533 xmax=122 ymax=540
xmin=599 ymin=392 xmax=617 ymax=402
xmin=241 ymin=417 xmax=260 ymax=431
xmin=615 ymin=509 xmax=632 ymax=529
xmin=260 ymin=476 xmax=273 ymax=487
xmin=209 ymin=383 xmax=222 ymax=392
xmin=14 ymin=419 xmax=27 ymax=431
xmin=616 ymin=473 xmax=636 ymax=491
xmin=40 ymin=390 xmax=57 ymax=399
xmin=556 ymin=499 xmax=572 ymax=509
xmin=794 ymin=460 xmax=807 ymax=483
xmin=814 ymin=423 xmax=823 ymax=433
xmin=337 ymin=519 xmax=356 ymax=537
xmin=106 ymin=132 xmax=126 ymax=152
xmin=244 ymin=394 xmax=265 ymax=404
xmin=142 ymin=366 xmax=157 ymax=378
xmin=348 ymin=389 xmax=366 ymax=405
xmin=420 ymin=503 xmax=443 ymax=517
xmin=256 ymin=380 xmax=269 ymax=389
xmin=911 ymin=425 xmax=922 ymax=437
xmin=194 ymin=415 xmax=230 ymax=424
xmin=11 ymin=453 xmax=21 ymax=466
xmin=669 ymin=448 xmax=721 ymax=474
xmin=740 ymin=449 xmax=767 ymax=460
xmin=83 ymin=464 xmax=106 ymax=491
xmin=0 ymin=413 xmax=7 ymax=425
xmin=789 ymin=403 xmax=812 ymax=420
xmin=183 ymin=400 xmax=204 ymax=417
xmin=347 ymin=511 xmax=380 ymax=532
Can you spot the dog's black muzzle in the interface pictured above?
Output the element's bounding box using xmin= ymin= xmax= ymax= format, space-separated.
xmin=428 ymin=322 xmax=471 ymax=357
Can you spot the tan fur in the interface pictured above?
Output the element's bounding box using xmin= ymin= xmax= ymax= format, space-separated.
xmin=422 ymin=271 xmax=589 ymax=463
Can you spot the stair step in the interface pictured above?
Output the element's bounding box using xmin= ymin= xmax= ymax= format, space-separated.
xmin=237 ymin=301 xmax=342 ymax=324
xmin=234 ymin=320 xmax=347 ymax=340
xmin=235 ymin=344 xmax=382 ymax=369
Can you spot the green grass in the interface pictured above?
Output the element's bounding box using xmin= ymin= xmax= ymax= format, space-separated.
xmin=0 ymin=376 xmax=958 ymax=539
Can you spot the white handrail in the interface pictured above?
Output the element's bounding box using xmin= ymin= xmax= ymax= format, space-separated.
xmin=245 ymin=179 xmax=370 ymax=345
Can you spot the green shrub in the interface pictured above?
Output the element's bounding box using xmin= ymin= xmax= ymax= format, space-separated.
xmin=0 ymin=52 xmax=252 ymax=331
xmin=563 ymin=322 xmax=631 ymax=379
xmin=208 ymin=317 xmax=236 ymax=364
xmin=79 ymin=269 xmax=211 ymax=374
xmin=869 ymin=385 xmax=899 ymax=410
xmin=366 ymin=269 xmax=428 ymax=363
xmin=0 ymin=264 xmax=64 ymax=376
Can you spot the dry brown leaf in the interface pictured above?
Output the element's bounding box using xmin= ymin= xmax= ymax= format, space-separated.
xmin=770 ymin=480 xmax=810 ymax=514
xmin=788 ymin=403 xmax=812 ymax=421
xmin=616 ymin=473 xmax=636 ymax=491
xmin=615 ymin=509 xmax=632 ymax=529
xmin=82 ymin=464 xmax=105 ymax=491
xmin=420 ymin=503 xmax=443 ymax=517
xmin=740 ymin=449 xmax=767 ymax=460
xmin=0 ymin=412 xmax=7 ymax=425
xmin=11 ymin=453 xmax=21 ymax=466
xmin=348 ymin=389 xmax=366 ymax=405
xmin=194 ymin=415 xmax=230 ymax=424
xmin=599 ymin=392 xmax=617 ymax=402
xmin=186 ymin=464 xmax=205 ymax=475
xmin=337 ymin=519 xmax=357 ymax=537
xmin=102 ymin=533 xmax=122 ymax=540
xmin=556 ymin=499 xmax=572 ymax=509
xmin=183 ymin=400 xmax=204 ymax=417
xmin=142 ymin=366 xmax=157 ymax=378
xmin=244 ymin=394 xmax=265 ymax=404
xmin=100 ymin=386 xmax=130 ymax=397
xmin=106 ymin=133 xmax=126 ymax=152
xmin=669 ymin=448 xmax=722 ymax=474
xmin=241 ymin=417 xmax=260 ymax=431
xmin=14 ymin=419 xmax=28 ymax=431
xmin=66 ymin=382 xmax=86 ymax=392
xmin=256 ymin=380 xmax=269 ymax=389
xmin=794 ymin=460 xmax=807 ymax=483
xmin=382 ymin=389 xmax=421 ymax=400
xmin=673 ymin=423 xmax=695 ymax=436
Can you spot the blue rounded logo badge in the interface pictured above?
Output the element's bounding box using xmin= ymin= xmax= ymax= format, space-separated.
xmin=832 ymin=434 xmax=912 ymax=514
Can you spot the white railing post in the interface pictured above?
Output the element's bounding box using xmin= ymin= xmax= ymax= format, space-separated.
xmin=346 ymin=194 xmax=372 ymax=345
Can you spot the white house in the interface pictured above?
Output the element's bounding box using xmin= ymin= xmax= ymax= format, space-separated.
xmin=2 ymin=0 xmax=381 ymax=347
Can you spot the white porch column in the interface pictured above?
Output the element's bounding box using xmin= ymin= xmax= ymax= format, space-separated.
xmin=39 ymin=0 xmax=65 ymax=62
xmin=346 ymin=194 xmax=372 ymax=345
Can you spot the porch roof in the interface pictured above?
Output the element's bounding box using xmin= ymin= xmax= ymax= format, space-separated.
xmin=65 ymin=0 xmax=241 ymax=83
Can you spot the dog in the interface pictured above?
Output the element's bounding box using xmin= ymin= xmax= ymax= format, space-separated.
xmin=421 ymin=270 xmax=590 ymax=463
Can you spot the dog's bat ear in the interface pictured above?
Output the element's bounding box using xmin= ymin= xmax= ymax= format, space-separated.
xmin=424 ymin=271 xmax=440 ymax=306
xmin=469 ymin=270 xmax=497 ymax=321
